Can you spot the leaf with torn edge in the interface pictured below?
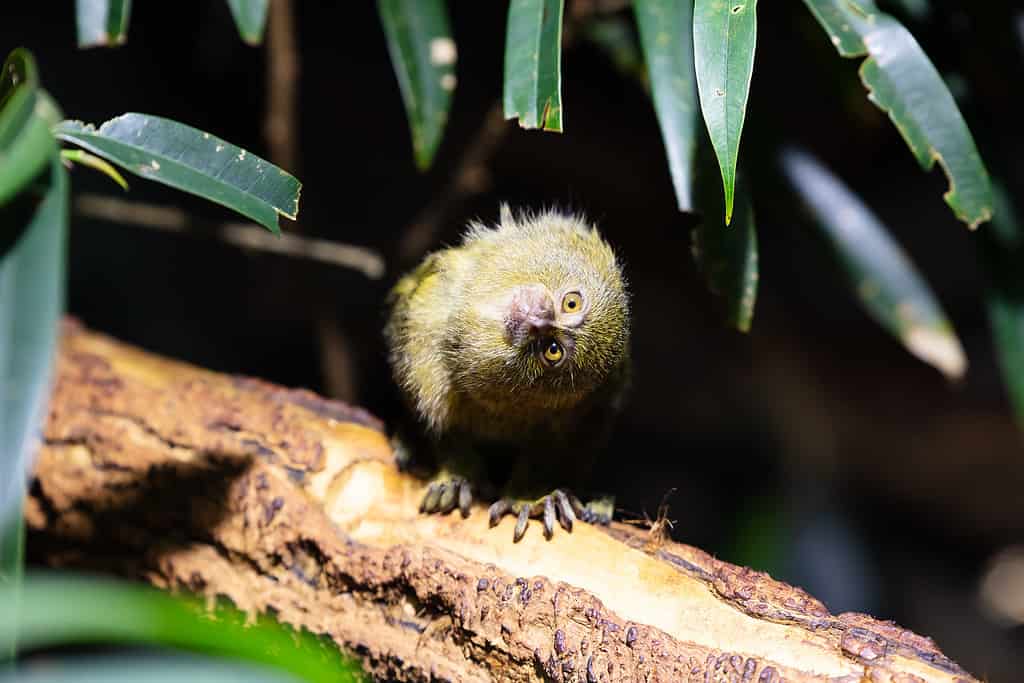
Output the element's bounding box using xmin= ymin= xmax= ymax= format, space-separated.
xmin=226 ymin=0 xmax=270 ymax=45
xmin=801 ymin=0 xmax=992 ymax=229
xmin=635 ymin=0 xmax=700 ymax=212
xmin=693 ymin=0 xmax=758 ymax=224
xmin=504 ymin=0 xmax=564 ymax=131
xmin=782 ymin=147 xmax=966 ymax=378
xmin=0 ymin=49 xmax=56 ymax=208
xmin=693 ymin=146 xmax=758 ymax=332
xmin=54 ymin=113 xmax=301 ymax=234
xmin=76 ymin=0 xmax=132 ymax=48
xmin=377 ymin=0 xmax=456 ymax=170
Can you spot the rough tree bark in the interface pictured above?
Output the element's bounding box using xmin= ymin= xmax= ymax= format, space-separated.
xmin=26 ymin=321 xmax=978 ymax=683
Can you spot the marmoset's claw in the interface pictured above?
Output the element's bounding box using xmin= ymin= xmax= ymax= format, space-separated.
xmin=486 ymin=489 xmax=613 ymax=542
xmin=419 ymin=475 xmax=474 ymax=518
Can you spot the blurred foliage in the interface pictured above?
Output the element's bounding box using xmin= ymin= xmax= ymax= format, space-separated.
xmin=2 ymin=573 xmax=365 ymax=682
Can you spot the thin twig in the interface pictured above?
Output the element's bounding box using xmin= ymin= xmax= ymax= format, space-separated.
xmin=74 ymin=193 xmax=385 ymax=279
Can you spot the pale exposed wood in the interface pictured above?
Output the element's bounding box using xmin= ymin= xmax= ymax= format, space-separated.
xmin=28 ymin=321 xmax=978 ymax=683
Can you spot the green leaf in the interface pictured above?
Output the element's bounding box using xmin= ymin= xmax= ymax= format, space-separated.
xmin=60 ymin=149 xmax=129 ymax=190
xmin=634 ymin=0 xmax=700 ymax=212
xmin=226 ymin=0 xmax=270 ymax=46
xmin=693 ymin=150 xmax=758 ymax=332
xmin=801 ymin=0 xmax=992 ymax=229
xmin=54 ymin=113 xmax=301 ymax=234
xmin=503 ymin=0 xmax=565 ymax=131
xmin=2 ymin=573 xmax=365 ymax=683
xmin=693 ymin=0 xmax=758 ymax=225
xmin=783 ymin=148 xmax=966 ymax=378
xmin=0 ymin=50 xmax=56 ymax=208
xmin=0 ymin=654 xmax=303 ymax=682
xmin=980 ymin=184 xmax=1024 ymax=430
xmin=76 ymin=0 xmax=132 ymax=48
xmin=0 ymin=158 xmax=69 ymax=659
xmin=377 ymin=0 xmax=456 ymax=169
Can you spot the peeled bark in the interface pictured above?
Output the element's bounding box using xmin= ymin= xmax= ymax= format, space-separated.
xmin=26 ymin=321 xmax=978 ymax=683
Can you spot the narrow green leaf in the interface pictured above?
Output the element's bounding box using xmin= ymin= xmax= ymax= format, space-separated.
xmin=693 ymin=148 xmax=758 ymax=332
xmin=54 ymin=113 xmax=301 ymax=234
xmin=0 ymin=158 xmax=69 ymax=654
xmin=76 ymin=0 xmax=132 ymax=48
xmin=634 ymin=0 xmax=700 ymax=211
xmin=801 ymin=0 xmax=992 ymax=229
xmin=693 ymin=0 xmax=758 ymax=224
xmin=782 ymin=148 xmax=966 ymax=378
xmin=2 ymin=573 xmax=366 ymax=683
xmin=0 ymin=50 xmax=55 ymax=208
xmin=0 ymin=654 xmax=303 ymax=683
xmin=504 ymin=0 xmax=565 ymax=131
xmin=226 ymin=0 xmax=270 ymax=46
xmin=61 ymin=149 xmax=129 ymax=190
xmin=979 ymin=184 xmax=1024 ymax=429
xmin=377 ymin=0 xmax=456 ymax=169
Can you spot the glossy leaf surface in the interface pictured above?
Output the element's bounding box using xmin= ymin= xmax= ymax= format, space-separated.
xmin=635 ymin=0 xmax=700 ymax=211
xmin=802 ymin=0 xmax=992 ymax=229
xmin=504 ymin=0 xmax=564 ymax=131
xmin=693 ymin=0 xmax=758 ymax=224
xmin=55 ymin=114 xmax=301 ymax=234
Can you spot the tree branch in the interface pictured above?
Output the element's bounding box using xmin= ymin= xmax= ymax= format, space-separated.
xmin=27 ymin=321 xmax=978 ymax=683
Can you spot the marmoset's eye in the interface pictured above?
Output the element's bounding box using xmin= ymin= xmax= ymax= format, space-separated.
xmin=542 ymin=339 xmax=564 ymax=365
xmin=561 ymin=291 xmax=583 ymax=314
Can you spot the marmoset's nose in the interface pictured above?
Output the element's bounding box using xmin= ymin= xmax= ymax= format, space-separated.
xmin=505 ymin=284 xmax=556 ymax=345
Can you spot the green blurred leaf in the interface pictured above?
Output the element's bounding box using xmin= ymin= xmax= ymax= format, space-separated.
xmin=226 ymin=0 xmax=270 ymax=45
xmin=2 ymin=573 xmax=365 ymax=683
xmin=0 ymin=50 xmax=55 ymax=208
xmin=980 ymin=184 xmax=1024 ymax=429
xmin=1 ymin=654 xmax=302 ymax=682
xmin=783 ymin=147 xmax=966 ymax=378
xmin=693 ymin=0 xmax=757 ymax=225
xmin=504 ymin=0 xmax=564 ymax=131
xmin=693 ymin=149 xmax=758 ymax=332
xmin=377 ymin=0 xmax=456 ymax=169
xmin=60 ymin=149 xmax=129 ymax=190
xmin=801 ymin=0 xmax=992 ymax=229
xmin=54 ymin=113 xmax=301 ymax=234
xmin=76 ymin=0 xmax=132 ymax=48
xmin=635 ymin=0 xmax=700 ymax=212
xmin=0 ymin=158 xmax=68 ymax=660
xmin=584 ymin=17 xmax=647 ymax=87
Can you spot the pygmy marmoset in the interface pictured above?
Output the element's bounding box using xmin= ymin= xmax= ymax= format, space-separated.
xmin=384 ymin=205 xmax=630 ymax=541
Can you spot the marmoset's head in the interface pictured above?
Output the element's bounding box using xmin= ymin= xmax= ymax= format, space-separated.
xmin=446 ymin=205 xmax=630 ymax=410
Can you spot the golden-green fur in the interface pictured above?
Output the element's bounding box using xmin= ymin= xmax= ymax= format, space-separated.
xmin=385 ymin=205 xmax=630 ymax=446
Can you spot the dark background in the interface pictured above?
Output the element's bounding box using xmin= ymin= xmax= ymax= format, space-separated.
xmin=6 ymin=1 xmax=1024 ymax=679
